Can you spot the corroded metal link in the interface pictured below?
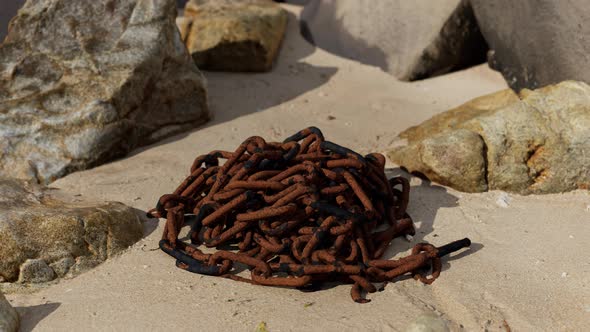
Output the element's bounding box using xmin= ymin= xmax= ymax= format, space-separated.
xmin=151 ymin=127 xmax=470 ymax=303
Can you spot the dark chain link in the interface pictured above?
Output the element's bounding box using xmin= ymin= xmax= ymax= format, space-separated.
xmin=149 ymin=127 xmax=471 ymax=303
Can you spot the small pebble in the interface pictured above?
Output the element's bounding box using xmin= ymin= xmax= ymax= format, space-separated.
xmin=561 ymin=272 xmax=568 ymax=278
xmin=495 ymin=193 xmax=511 ymax=208
xmin=405 ymin=313 xmax=449 ymax=332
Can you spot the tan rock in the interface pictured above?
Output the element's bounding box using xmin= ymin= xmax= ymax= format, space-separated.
xmin=391 ymin=129 xmax=487 ymax=193
xmin=399 ymin=89 xmax=519 ymax=142
xmin=389 ymin=81 xmax=590 ymax=194
xmin=0 ymin=178 xmax=143 ymax=283
xmin=182 ymin=0 xmax=288 ymax=71
xmin=0 ymin=0 xmax=209 ymax=184
xmin=0 ymin=291 xmax=18 ymax=332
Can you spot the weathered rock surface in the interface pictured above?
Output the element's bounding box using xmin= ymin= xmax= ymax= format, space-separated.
xmin=300 ymin=0 xmax=487 ymax=81
xmin=0 ymin=177 xmax=143 ymax=283
xmin=389 ymin=81 xmax=590 ymax=194
xmin=180 ymin=0 xmax=288 ymax=72
xmin=471 ymin=0 xmax=590 ymax=91
xmin=0 ymin=291 xmax=19 ymax=332
xmin=0 ymin=0 xmax=209 ymax=184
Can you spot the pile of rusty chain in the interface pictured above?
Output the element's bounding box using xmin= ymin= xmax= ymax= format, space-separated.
xmin=149 ymin=127 xmax=470 ymax=303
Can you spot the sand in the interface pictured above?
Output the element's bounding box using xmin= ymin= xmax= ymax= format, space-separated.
xmin=5 ymin=4 xmax=590 ymax=331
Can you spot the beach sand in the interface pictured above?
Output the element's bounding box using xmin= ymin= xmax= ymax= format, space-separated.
xmin=6 ymin=5 xmax=590 ymax=331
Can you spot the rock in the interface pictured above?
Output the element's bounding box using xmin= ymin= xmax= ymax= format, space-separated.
xmin=388 ymin=81 xmax=590 ymax=194
xmin=180 ymin=0 xmax=288 ymax=71
xmin=17 ymin=259 xmax=56 ymax=283
xmin=0 ymin=0 xmax=209 ymax=184
xmin=300 ymin=0 xmax=487 ymax=81
xmin=392 ymin=129 xmax=488 ymax=193
xmin=48 ymin=256 xmax=75 ymax=278
xmin=0 ymin=291 xmax=19 ymax=332
xmin=471 ymin=0 xmax=590 ymax=91
xmin=0 ymin=177 xmax=143 ymax=283
xmin=405 ymin=314 xmax=449 ymax=332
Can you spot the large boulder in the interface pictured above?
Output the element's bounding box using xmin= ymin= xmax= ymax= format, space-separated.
xmin=300 ymin=0 xmax=487 ymax=80
xmin=0 ymin=291 xmax=18 ymax=332
xmin=0 ymin=0 xmax=209 ymax=184
xmin=179 ymin=0 xmax=288 ymax=72
xmin=471 ymin=0 xmax=590 ymax=91
xmin=0 ymin=177 xmax=143 ymax=283
xmin=388 ymin=81 xmax=590 ymax=194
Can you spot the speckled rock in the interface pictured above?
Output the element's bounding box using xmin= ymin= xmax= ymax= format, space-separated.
xmin=300 ymin=0 xmax=487 ymax=80
xmin=0 ymin=0 xmax=209 ymax=184
xmin=17 ymin=259 xmax=55 ymax=284
xmin=389 ymin=81 xmax=590 ymax=194
xmin=48 ymin=256 xmax=75 ymax=278
xmin=0 ymin=291 xmax=18 ymax=332
xmin=0 ymin=177 xmax=143 ymax=283
xmin=180 ymin=0 xmax=288 ymax=71
xmin=471 ymin=0 xmax=590 ymax=91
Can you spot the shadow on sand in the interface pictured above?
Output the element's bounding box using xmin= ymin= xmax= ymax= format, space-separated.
xmin=382 ymin=168 xmax=483 ymax=266
xmin=132 ymin=207 xmax=159 ymax=238
xmin=16 ymin=302 xmax=61 ymax=332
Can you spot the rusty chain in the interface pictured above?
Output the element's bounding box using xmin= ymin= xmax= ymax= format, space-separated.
xmin=148 ymin=127 xmax=470 ymax=303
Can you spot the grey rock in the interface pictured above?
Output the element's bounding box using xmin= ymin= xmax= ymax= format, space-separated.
xmin=0 ymin=291 xmax=19 ymax=332
xmin=17 ymin=259 xmax=55 ymax=284
xmin=389 ymin=81 xmax=590 ymax=194
xmin=0 ymin=177 xmax=143 ymax=283
xmin=471 ymin=0 xmax=590 ymax=91
xmin=0 ymin=0 xmax=209 ymax=184
xmin=48 ymin=256 xmax=75 ymax=278
xmin=300 ymin=0 xmax=487 ymax=80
